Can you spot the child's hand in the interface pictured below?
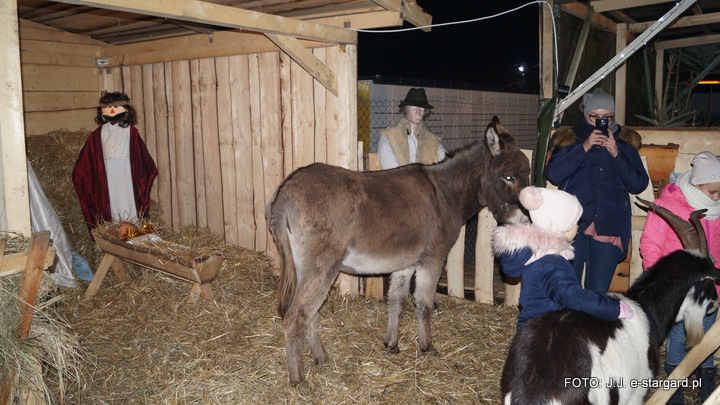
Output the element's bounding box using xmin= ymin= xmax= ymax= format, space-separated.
xmin=618 ymin=301 xmax=634 ymax=319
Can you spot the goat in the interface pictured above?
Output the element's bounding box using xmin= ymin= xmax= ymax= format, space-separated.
xmin=500 ymin=198 xmax=719 ymax=405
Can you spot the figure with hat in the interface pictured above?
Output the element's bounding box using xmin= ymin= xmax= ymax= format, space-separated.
xmin=377 ymin=88 xmax=446 ymax=169
xmin=493 ymin=186 xmax=633 ymax=328
xmin=545 ymin=87 xmax=648 ymax=295
xmin=72 ymin=91 xmax=158 ymax=236
xmin=639 ymin=151 xmax=720 ymax=404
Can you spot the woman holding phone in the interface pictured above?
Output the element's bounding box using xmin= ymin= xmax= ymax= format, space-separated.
xmin=545 ymin=88 xmax=648 ymax=293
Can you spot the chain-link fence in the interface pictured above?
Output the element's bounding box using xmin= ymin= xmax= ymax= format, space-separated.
xmin=357 ymin=83 xmax=539 ymax=262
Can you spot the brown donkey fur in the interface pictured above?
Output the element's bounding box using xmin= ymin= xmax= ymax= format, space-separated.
xmin=267 ymin=121 xmax=531 ymax=385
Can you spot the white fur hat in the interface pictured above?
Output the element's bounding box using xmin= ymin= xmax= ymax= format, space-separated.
xmin=519 ymin=187 xmax=583 ymax=234
xmin=690 ymin=151 xmax=720 ymax=185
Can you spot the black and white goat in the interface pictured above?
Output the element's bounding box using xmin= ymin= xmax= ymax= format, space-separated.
xmin=501 ymin=199 xmax=719 ymax=405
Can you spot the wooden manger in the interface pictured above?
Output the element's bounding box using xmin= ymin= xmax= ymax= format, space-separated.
xmin=86 ymin=230 xmax=222 ymax=302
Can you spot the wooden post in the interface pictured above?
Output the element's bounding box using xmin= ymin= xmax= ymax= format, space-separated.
xmin=615 ymin=23 xmax=628 ymax=125
xmin=645 ymin=319 xmax=720 ymax=405
xmin=364 ymin=153 xmax=385 ymax=298
xmin=16 ymin=231 xmax=51 ymax=339
xmin=0 ymin=231 xmax=52 ymax=405
xmin=446 ymin=226 xmax=465 ymax=299
xmin=474 ymin=208 xmax=495 ymax=304
xmin=0 ymin=0 xmax=30 ymax=235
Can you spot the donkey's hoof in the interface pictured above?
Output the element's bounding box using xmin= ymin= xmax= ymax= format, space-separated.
xmin=313 ymin=354 xmax=328 ymax=365
xmin=289 ymin=375 xmax=306 ymax=387
xmin=385 ymin=344 xmax=400 ymax=354
xmin=422 ymin=346 xmax=438 ymax=356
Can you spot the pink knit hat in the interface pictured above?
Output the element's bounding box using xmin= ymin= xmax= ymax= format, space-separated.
xmin=690 ymin=151 xmax=720 ymax=185
xmin=519 ymin=187 xmax=583 ymax=234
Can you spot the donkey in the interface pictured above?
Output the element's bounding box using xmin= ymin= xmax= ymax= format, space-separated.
xmin=500 ymin=199 xmax=719 ymax=405
xmin=267 ymin=121 xmax=530 ymax=385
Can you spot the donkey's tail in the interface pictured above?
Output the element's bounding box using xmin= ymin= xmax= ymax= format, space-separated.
xmin=272 ymin=213 xmax=297 ymax=319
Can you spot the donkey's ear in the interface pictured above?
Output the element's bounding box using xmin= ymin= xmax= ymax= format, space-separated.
xmin=485 ymin=123 xmax=503 ymax=156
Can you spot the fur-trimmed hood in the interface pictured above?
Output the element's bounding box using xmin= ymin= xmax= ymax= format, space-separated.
xmin=549 ymin=126 xmax=643 ymax=150
xmin=493 ymin=223 xmax=574 ymax=264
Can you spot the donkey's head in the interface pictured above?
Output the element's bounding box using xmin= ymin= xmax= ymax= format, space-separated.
xmin=482 ymin=122 xmax=530 ymax=224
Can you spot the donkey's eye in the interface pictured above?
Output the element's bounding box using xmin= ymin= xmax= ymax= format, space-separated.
xmin=502 ymin=176 xmax=514 ymax=183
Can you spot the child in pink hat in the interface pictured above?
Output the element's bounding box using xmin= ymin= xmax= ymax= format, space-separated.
xmin=493 ymin=186 xmax=633 ymax=328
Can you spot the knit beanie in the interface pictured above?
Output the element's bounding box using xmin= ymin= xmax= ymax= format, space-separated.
xmin=582 ymin=88 xmax=615 ymax=115
xmin=520 ymin=187 xmax=583 ymax=234
xmin=690 ymin=151 xmax=720 ymax=185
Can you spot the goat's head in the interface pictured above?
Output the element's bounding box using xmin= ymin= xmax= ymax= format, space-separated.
xmin=637 ymin=197 xmax=718 ymax=349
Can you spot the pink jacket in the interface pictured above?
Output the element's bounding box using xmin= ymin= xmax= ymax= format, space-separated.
xmin=639 ymin=183 xmax=720 ymax=297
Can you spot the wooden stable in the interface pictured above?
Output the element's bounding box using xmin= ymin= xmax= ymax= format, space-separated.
xmin=1 ymin=0 xmax=433 ymax=267
xmin=86 ymin=230 xmax=222 ymax=302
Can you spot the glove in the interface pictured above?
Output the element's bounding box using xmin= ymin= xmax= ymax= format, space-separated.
xmin=618 ymin=301 xmax=634 ymax=319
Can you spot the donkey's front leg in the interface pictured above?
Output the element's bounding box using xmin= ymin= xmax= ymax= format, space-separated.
xmin=413 ymin=264 xmax=443 ymax=355
xmin=384 ymin=268 xmax=414 ymax=353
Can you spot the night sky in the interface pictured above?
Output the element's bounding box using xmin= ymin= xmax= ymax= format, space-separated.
xmin=357 ymin=1 xmax=540 ymax=88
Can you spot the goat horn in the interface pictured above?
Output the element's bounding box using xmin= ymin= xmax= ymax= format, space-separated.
xmin=637 ymin=197 xmax=703 ymax=255
xmin=689 ymin=209 xmax=709 ymax=258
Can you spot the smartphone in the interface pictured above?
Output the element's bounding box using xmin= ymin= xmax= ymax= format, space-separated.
xmin=595 ymin=117 xmax=609 ymax=132
xmin=593 ymin=117 xmax=609 ymax=150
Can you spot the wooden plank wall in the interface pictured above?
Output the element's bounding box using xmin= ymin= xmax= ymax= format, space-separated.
xmin=19 ymin=19 xmax=103 ymax=135
xmin=100 ymin=46 xmax=358 ymax=257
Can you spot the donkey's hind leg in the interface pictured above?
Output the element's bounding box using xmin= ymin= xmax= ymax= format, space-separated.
xmin=384 ymin=268 xmax=414 ymax=353
xmin=283 ymin=306 xmax=307 ymax=385
xmin=304 ymin=266 xmax=341 ymax=366
xmin=285 ymin=262 xmax=340 ymax=385
xmin=306 ymin=310 xmax=328 ymax=365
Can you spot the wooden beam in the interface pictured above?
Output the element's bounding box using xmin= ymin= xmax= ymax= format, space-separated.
xmin=0 ymin=0 xmax=31 ymax=235
xmin=266 ymin=33 xmax=338 ymax=96
xmin=590 ymin=0 xmax=677 ymax=13
xmin=50 ymin=0 xmax=357 ymax=44
xmin=655 ymin=32 xmax=720 ymax=49
xmin=102 ymin=30 xmax=328 ymax=67
xmin=372 ymin=0 xmax=432 ymax=31
xmin=308 ymin=10 xmax=403 ymax=29
xmin=16 ymin=231 xmax=52 ymax=339
xmin=630 ymin=11 xmax=720 ymax=33
xmin=560 ymin=2 xmax=616 ymax=32
xmin=615 ymin=23 xmax=627 ymax=125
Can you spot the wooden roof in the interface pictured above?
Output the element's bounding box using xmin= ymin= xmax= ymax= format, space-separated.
xmin=562 ymin=0 xmax=720 ymax=78
xmin=17 ymin=0 xmax=433 ymax=45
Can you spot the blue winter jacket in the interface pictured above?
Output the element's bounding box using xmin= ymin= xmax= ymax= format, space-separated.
xmin=499 ymin=247 xmax=620 ymax=327
xmin=493 ymin=223 xmax=621 ymax=327
xmin=545 ymin=121 xmax=649 ymax=259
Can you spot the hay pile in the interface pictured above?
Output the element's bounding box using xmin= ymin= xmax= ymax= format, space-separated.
xmin=26 ymin=130 xmax=520 ymax=404
xmin=0 ymin=233 xmax=84 ymax=405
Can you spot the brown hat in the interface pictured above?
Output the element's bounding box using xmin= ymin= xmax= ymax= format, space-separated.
xmin=399 ymin=88 xmax=433 ymax=109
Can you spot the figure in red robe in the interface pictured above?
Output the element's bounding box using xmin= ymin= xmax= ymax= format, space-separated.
xmin=73 ymin=91 xmax=157 ymax=236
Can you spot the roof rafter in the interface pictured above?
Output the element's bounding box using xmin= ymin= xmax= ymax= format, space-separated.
xmin=49 ymin=0 xmax=357 ymax=44
xmin=371 ymin=0 xmax=432 ymax=31
xmin=590 ymin=0 xmax=677 ymax=13
xmin=630 ymin=10 xmax=720 ymax=33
